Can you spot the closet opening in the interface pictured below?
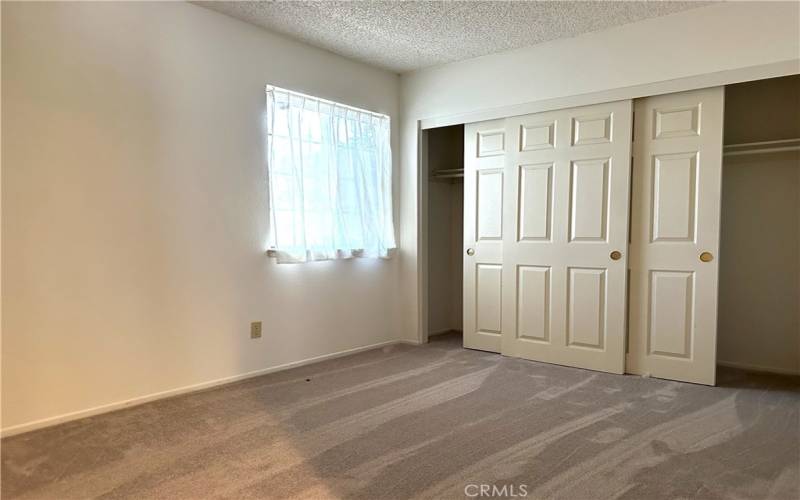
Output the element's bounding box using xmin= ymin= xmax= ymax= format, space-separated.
xmin=718 ymin=74 xmax=800 ymax=376
xmin=423 ymin=124 xmax=465 ymax=345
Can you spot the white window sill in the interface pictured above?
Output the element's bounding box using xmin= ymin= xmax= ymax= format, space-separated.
xmin=266 ymin=248 xmax=395 ymax=261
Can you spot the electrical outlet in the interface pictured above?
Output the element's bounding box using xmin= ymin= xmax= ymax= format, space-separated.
xmin=250 ymin=321 xmax=262 ymax=339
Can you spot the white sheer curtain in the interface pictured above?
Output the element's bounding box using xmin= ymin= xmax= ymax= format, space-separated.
xmin=266 ymin=85 xmax=395 ymax=263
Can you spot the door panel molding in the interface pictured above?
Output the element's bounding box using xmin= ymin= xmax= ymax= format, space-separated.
xmin=517 ymin=163 xmax=554 ymax=241
xmin=516 ymin=265 xmax=551 ymax=343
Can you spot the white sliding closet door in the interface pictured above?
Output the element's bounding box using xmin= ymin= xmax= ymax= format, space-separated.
xmin=501 ymin=101 xmax=633 ymax=373
xmin=463 ymin=119 xmax=506 ymax=352
xmin=627 ymin=87 xmax=725 ymax=385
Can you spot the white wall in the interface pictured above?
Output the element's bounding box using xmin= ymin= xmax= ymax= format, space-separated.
xmin=449 ymin=186 xmax=463 ymax=331
xmin=427 ymin=181 xmax=456 ymax=335
xmin=719 ymin=152 xmax=799 ymax=374
xmin=426 ymin=181 xmax=464 ymax=336
xmin=1 ymin=1 xmax=401 ymax=433
xmin=399 ymin=1 xmax=800 ymax=342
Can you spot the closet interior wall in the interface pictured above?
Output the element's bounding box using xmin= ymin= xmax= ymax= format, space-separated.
xmin=718 ymin=75 xmax=800 ymax=375
xmin=427 ymin=125 xmax=465 ymax=337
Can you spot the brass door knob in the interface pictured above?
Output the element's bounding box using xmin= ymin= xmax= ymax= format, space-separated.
xmin=610 ymin=250 xmax=622 ymax=261
xmin=700 ymin=251 xmax=714 ymax=262
xmin=466 ymin=248 xmax=475 ymax=256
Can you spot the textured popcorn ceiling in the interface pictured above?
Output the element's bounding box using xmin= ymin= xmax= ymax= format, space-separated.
xmin=195 ymin=1 xmax=709 ymax=73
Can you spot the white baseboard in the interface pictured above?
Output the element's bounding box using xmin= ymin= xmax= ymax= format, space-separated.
xmin=1 ymin=339 xmax=409 ymax=438
xmin=717 ymin=359 xmax=800 ymax=376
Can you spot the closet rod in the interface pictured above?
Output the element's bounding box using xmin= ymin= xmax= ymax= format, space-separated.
xmin=723 ymin=138 xmax=800 ymax=157
xmin=430 ymin=168 xmax=464 ymax=180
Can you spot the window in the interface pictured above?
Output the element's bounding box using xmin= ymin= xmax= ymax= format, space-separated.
xmin=266 ymin=85 xmax=396 ymax=263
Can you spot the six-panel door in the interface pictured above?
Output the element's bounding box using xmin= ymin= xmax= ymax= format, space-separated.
xmin=463 ymin=119 xmax=506 ymax=352
xmin=627 ymin=87 xmax=725 ymax=385
xmin=500 ymin=101 xmax=633 ymax=374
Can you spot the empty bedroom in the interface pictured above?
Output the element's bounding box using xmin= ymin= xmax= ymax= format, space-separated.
xmin=2 ymin=1 xmax=799 ymax=499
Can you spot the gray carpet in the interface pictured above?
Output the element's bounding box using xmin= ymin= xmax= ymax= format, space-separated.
xmin=2 ymin=333 xmax=799 ymax=499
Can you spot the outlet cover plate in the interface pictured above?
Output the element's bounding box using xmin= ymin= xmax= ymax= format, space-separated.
xmin=250 ymin=321 xmax=262 ymax=339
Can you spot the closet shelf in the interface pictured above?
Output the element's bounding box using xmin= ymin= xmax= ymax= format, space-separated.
xmin=430 ymin=168 xmax=464 ymax=180
xmin=723 ymin=138 xmax=800 ymax=157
